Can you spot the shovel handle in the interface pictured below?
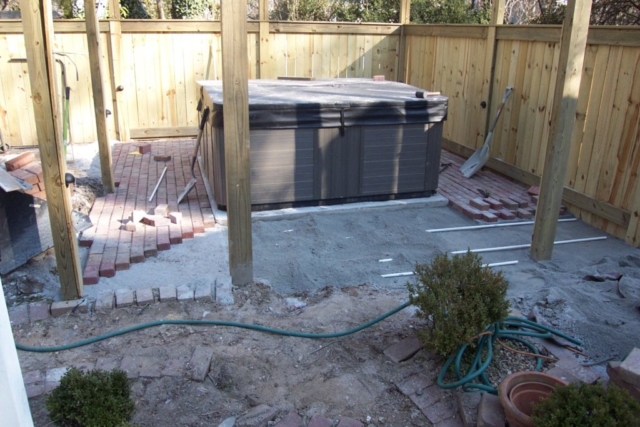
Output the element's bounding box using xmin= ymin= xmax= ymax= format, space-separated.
xmin=199 ymin=106 xmax=210 ymax=130
xmin=502 ymin=87 xmax=514 ymax=103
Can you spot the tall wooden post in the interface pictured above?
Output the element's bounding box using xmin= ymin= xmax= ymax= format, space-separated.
xmin=625 ymin=183 xmax=640 ymax=246
xmin=20 ymin=0 xmax=83 ymax=299
xmin=108 ymin=0 xmax=120 ymax=18
xmin=482 ymin=0 xmax=505 ymax=137
xmin=397 ymin=0 xmax=411 ymax=82
xmin=258 ymin=0 xmax=269 ymax=79
xmin=531 ymin=0 xmax=592 ymax=260
xmin=85 ymin=0 xmax=115 ymax=194
xmin=221 ymin=0 xmax=253 ymax=285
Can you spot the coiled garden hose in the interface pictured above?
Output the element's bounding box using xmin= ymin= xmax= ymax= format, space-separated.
xmin=15 ymin=301 xmax=412 ymax=353
xmin=436 ymin=316 xmax=583 ymax=395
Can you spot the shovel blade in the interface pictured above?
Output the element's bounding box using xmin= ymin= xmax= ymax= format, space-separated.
xmin=177 ymin=178 xmax=197 ymax=204
xmin=460 ymin=145 xmax=490 ymax=178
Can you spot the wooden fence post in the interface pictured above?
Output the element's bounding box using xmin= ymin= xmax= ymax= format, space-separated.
xmin=482 ymin=0 xmax=505 ymax=137
xmin=258 ymin=0 xmax=270 ymax=79
xmin=19 ymin=0 xmax=83 ymax=300
xmin=221 ymin=0 xmax=253 ymax=285
xmin=85 ymin=0 xmax=115 ymax=194
xmin=397 ymin=0 xmax=411 ymax=82
xmin=531 ymin=0 xmax=593 ymax=260
xmin=108 ymin=0 xmax=120 ymax=19
xmin=107 ymin=19 xmax=130 ymax=142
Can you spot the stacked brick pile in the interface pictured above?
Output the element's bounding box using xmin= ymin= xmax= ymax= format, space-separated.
xmin=5 ymin=152 xmax=46 ymax=199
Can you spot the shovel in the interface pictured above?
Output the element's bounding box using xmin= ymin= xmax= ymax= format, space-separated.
xmin=460 ymin=86 xmax=514 ymax=178
xmin=177 ymin=106 xmax=210 ymax=204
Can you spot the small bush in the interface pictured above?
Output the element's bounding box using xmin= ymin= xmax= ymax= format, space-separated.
xmin=407 ymin=251 xmax=510 ymax=357
xmin=46 ymin=367 xmax=135 ymax=427
xmin=531 ymin=382 xmax=640 ymax=427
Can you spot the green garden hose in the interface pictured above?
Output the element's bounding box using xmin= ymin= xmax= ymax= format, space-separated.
xmin=15 ymin=301 xmax=411 ymax=353
xmin=15 ymin=303 xmax=582 ymax=396
xmin=436 ymin=316 xmax=583 ymax=395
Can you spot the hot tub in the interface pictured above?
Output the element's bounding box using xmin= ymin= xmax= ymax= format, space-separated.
xmin=198 ymin=78 xmax=448 ymax=211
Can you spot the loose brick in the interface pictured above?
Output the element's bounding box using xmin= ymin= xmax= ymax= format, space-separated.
xmin=9 ymin=168 xmax=39 ymax=185
xmin=499 ymin=198 xmax=519 ymax=209
xmin=337 ymin=417 xmax=363 ymax=427
xmin=158 ymin=285 xmax=176 ymax=302
xmin=497 ymin=209 xmax=516 ymax=220
xmin=142 ymin=215 xmax=172 ymax=227
xmin=477 ymin=393 xmax=506 ymax=427
xmin=95 ymin=290 xmax=114 ymax=313
xmin=115 ymin=249 xmax=131 ymax=271
xmin=483 ymin=197 xmax=503 ymax=210
xmin=169 ymin=211 xmax=183 ymax=224
xmin=153 ymin=155 xmax=172 ymax=162
xmin=132 ymin=210 xmax=146 ymax=223
xmin=384 ymin=336 xmax=424 ymax=363
xmin=24 ymin=162 xmax=43 ymax=181
xmin=515 ymin=199 xmax=529 ymax=208
xmin=469 ymin=198 xmax=490 ymax=211
xmin=9 ymin=304 xmax=29 ymax=326
xmin=187 ymin=346 xmax=214 ymax=382
xmin=456 ymin=391 xmax=480 ymax=427
xmin=137 ymin=143 xmax=151 ymax=154
xmin=620 ymin=348 xmax=640 ymax=387
xmin=157 ymin=226 xmax=170 ymax=250
xmin=528 ymin=185 xmax=540 ymax=196
xmin=202 ymin=209 xmax=216 ymax=228
xmin=308 ymin=416 xmax=334 ymax=427
xmin=607 ymin=361 xmax=640 ymax=401
xmin=95 ymin=357 xmax=120 ymax=372
xmin=5 ymin=151 xmax=35 ymax=171
xmin=29 ymin=301 xmax=50 ymax=322
xmin=194 ymin=282 xmax=213 ymax=302
xmin=481 ymin=211 xmax=498 ymax=222
xmin=154 ymin=204 xmax=170 ymax=217
xmin=169 ymin=224 xmax=183 ymax=244
xmin=450 ymin=200 xmax=483 ymax=220
xmin=51 ymin=299 xmax=88 ymax=316
xmin=136 ymin=287 xmax=155 ymax=305
xmin=275 ymin=411 xmax=302 ymax=427
xmin=236 ymin=404 xmax=279 ymax=427
xmin=373 ymin=75 xmax=385 ymax=81
xmin=516 ymin=208 xmax=533 ymax=219
xmin=177 ymin=284 xmax=194 ymax=301
xmin=99 ymin=248 xmax=117 ymax=277
xmin=115 ymin=288 xmax=135 ymax=308
xmin=123 ymin=221 xmax=137 ymax=232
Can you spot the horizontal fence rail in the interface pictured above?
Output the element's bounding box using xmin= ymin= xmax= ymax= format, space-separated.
xmin=0 ymin=20 xmax=639 ymax=244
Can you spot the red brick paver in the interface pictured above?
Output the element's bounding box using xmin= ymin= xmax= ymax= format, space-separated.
xmin=80 ymin=140 xmax=212 ymax=284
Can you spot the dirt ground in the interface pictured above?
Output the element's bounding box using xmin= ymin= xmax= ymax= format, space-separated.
xmin=3 ymin=142 xmax=640 ymax=426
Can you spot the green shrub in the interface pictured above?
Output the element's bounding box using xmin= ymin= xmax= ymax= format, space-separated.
xmin=407 ymin=251 xmax=510 ymax=357
xmin=46 ymin=367 xmax=135 ymax=427
xmin=531 ymin=382 xmax=640 ymax=427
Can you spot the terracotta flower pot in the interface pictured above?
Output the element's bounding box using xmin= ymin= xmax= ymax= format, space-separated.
xmin=498 ymin=371 xmax=568 ymax=427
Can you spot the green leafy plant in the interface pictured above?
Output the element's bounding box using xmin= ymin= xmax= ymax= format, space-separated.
xmin=531 ymin=382 xmax=640 ymax=427
xmin=46 ymin=368 xmax=135 ymax=427
xmin=408 ymin=251 xmax=510 ymax=357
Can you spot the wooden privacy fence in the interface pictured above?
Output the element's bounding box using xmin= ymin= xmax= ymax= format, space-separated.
xmin=0 ymin=20 xmax=639 ymax=245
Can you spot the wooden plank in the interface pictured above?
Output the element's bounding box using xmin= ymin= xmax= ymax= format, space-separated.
xmin=321 ymin=33 xmax=331 ymax=77
xmin=531 ymin=0 xmax=593 ymax=261
xmin=259 ymin=21 xmax=269 ymax=78
xmin=221 ymin=0 xmax=253 ymax=285
xmin=85 ymin=0 xmax=114 ymax=193
xmin=496 ymin=26 xmax=561 ymax=43
xmin=269 ymin=22 xmax=400 ymax=35
xmin=442 ymin=139 xmax=630 ymax=227
xmin=528 ymin=42 xmax=553 ymax=175
xmin=130 ymin=126 xmax=197 ymax=139
xmin=107 ymin=20 xmax=129 ymax=141
xmin=588 ymin=28 xmax=640 ymax=47
xmin=403 ymin=25 xmax=487 ymax=39
xmin=19 ymin=0 xmax=83 ymax=299
xmin=121 ymin=20 xmax=224 ymax=33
